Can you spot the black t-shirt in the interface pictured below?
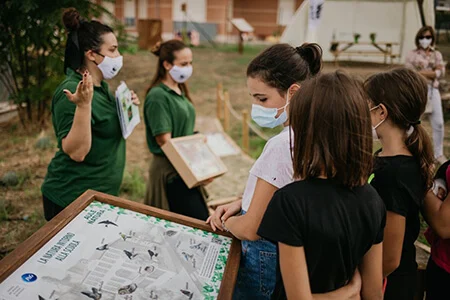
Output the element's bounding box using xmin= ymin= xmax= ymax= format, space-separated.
xmin=371 ymin=155 xmax=424 ymax=276
xmin=257 ymin=178 xmax=386 ymax=298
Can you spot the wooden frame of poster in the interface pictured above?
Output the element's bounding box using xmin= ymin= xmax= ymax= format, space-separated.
xmin=0 ymin=190 xmax=241 ymax=299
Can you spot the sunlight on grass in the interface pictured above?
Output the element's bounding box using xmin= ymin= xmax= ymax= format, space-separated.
xmin=120 ymin=167 xmax=146 ymax=202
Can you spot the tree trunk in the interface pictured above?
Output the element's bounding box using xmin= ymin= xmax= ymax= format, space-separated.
xmin=17 ymin=105 xmax=27 ymax=128
xmin=26 ymin=98 xmax=32 ymax=121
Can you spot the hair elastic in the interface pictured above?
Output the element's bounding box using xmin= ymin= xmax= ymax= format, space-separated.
xmin=406 ymin=126 xmax=414 ymax=137
xmin=64 ymin=31 xmax=83 ymax=73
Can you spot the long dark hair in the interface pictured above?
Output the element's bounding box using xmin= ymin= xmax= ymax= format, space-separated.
xmin=290 ymin=71 xmax=373 ymax=187
xmin=365 ymin=68 xmax=434 ymax=190
xmin=62 ymin=8 xmax=113 ymax=73
xmin=146 ymin=40 xmax=192 ymax=102
xmin=247 ymin=43 xmax=322 ymax=95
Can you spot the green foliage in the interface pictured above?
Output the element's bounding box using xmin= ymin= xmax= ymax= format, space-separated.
xmin=1 ymin=170 xmax=31 ymax=189
xmin=215 ymin=44 xmax=266 ymax=55
xmin=1 ymin=171 xmax=19 ymax=187
xmin=35 ymin=136 xmax=53 ymax=150
xmin=120 ymin=168 xmax=146 ymax=201
xmin=0 ymin=0 xmax=129 ymax=126
xmin=0 ymin=1 xmax=92 ymax=123
xmin=0 ymin=200 xmax=13 ymax=221
xmin=113 ymin=20 xmax=138 ymax=54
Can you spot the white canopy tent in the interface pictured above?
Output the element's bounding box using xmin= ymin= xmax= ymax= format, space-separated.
xmin=281 ymin=0 xmax=435 ymax=64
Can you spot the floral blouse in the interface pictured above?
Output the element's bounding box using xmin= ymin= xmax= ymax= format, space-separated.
xmin=405 ymin=48 xmax=445 ymax=88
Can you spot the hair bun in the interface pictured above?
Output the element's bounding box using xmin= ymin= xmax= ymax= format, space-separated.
xmin=295 ymin=46 xmax=306 ymax=57
xmin=62 ymin=7 xmax=81 ymax=32
xmin=295 ymin=43 xmax=323 ymax=76
xmin=151 ymin=41 xmax=162 ymax=57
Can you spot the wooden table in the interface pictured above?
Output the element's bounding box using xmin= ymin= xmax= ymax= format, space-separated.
xmin=330 ymin=41 xmax=400 ymax=66
xmin=0 ymin=190 xmax=241 ymax=300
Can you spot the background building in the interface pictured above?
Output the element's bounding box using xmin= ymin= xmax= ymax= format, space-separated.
xmin=95 ymin=0 xmax=303 ymax=41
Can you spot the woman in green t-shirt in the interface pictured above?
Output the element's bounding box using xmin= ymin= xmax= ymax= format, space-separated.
xmin=144 ymin=40 xmax=210 ymax=221
xmin=41 ymin=8 xmax=139 ymax=221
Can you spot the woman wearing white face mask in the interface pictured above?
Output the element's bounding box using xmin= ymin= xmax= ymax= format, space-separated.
xmin=406 ymin=26 xmax=446 ymax=164
xmin=207 ymin=44 xmax=363 ymax=300
xmin=144 ymin=40 xmax=210 ymax=221
xmin=41 ymin=8 xmax=140 ymax=221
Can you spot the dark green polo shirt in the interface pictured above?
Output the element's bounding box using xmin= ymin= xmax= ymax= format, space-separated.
xmin=41 ymin=68 xmax=126 ymax=207
xmin=144 ymin=83 xmax=196 ymax=155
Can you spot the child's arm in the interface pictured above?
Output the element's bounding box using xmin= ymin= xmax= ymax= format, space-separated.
xmin=382 ymin=212 xmax=405 ymax=276
xmin=359 ymin=243 xmax=384 ymax=300
xmin=279 ymin=243 xmax=313 ymax=300
xmin=279 ymin=243 xmax=362 ymax=300
xmin=224 ymin=178 xmax=278 ymax=241
xmin=424 ymin=190 xmax=450 ymax=239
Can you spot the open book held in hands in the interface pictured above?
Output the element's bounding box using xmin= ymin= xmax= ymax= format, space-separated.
xmin=115 ymin=81 xmax=140 ymax=139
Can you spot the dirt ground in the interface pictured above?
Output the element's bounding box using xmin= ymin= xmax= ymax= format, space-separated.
xmin=1 ymin=43 xmax=450 ymax=259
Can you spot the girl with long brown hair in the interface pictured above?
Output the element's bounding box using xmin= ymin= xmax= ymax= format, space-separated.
xmin=258 ymin=71 xmax=386 ymax=299
xmin=365 ymin=68 xmax=435 ymax=299
xmin=207 ymin=45 xmax=363 ymax=299
xmin=144 ymin=40 xmax=210 ymax=220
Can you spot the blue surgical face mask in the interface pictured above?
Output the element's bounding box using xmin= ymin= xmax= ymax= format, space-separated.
xmin=251 ymin=93 xmax=290 ymax=128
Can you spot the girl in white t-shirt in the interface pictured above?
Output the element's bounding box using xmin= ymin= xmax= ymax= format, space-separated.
xmin=207 ymin=44 xmax=361 ymax=299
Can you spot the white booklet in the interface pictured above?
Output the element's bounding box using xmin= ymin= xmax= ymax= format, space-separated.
xmin=115 ymin=81 xmax=140 ymax=139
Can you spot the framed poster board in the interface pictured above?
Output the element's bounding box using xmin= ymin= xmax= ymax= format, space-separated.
xmin=205 ymin=133 xmax=241 ymax=158
xmin=162 ymin=135 xmax=228 ymax=188
xmin=0 ymin=190 xmax=240 ymax=300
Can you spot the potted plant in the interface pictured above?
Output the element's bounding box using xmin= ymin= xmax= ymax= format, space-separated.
xmin=353 ymin=33 xmax=361 ymax=44
xmin=330 ymin=42 xmax=339 ymax=52
xmin=370 ymin=33 xmax=377 ymax=43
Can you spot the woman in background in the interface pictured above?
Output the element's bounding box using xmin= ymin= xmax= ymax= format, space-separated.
xmin=405 ymin=26 xmax=446 ymax=164
xmin=144 ymin=40 xmax=210 ymax=221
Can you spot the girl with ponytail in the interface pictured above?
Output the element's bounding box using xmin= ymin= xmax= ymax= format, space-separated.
xmin=207 ymin=44 xmax=361 ymax=299
xmin=144 ymin=40 xmax=211 ymax=221
xmin=365 ymin=68 xmax=434 ymax=299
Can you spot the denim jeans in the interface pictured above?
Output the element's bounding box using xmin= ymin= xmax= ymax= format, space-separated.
xmin=233 ymin=211 xmax=277 ymax=299
xmin=427 ymin=86 xmax=444 ymax=158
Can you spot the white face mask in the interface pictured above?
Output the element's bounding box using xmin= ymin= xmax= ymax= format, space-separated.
xmin=370 ymin=105 xmax=384 ymax=141
xmin=169 ymin=65 xmax=193 ymax=83
xmin=419 ymin=38 xmax=432 ymax=49
xmin=96 ymin=53 xmax=123 ymax=79
xmin=251 ymin=92 xmax=290 ymax=128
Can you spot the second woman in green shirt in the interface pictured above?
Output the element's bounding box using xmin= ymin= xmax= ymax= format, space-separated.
xmin=144 ymin=40 xmax=210 ymax=221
